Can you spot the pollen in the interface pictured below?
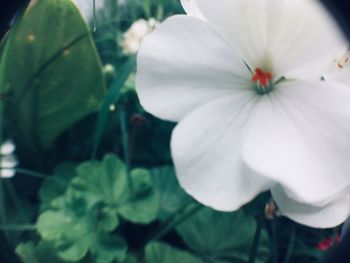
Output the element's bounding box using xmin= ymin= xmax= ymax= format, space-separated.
xmin=252 ymin=68 xmax=272 ymax=87
xmin=26 ymin=33 xmax=35 ymax=42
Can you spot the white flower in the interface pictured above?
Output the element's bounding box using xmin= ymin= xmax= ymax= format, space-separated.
xmin=136 ymin=0 xmax=350 ymax=228
xmin=0 ymin=140 xmax=17 ymax=179
xmin=0 ymin=140 xmax=15 ymax=156
xmin=121 ymin=18 xmax=159 ymax=55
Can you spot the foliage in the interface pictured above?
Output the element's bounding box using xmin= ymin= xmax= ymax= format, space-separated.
xmin=151 ymin=166 xmax=192 ymax=220
xmin=0 ymin=0 xmax=340 ymax=263
xmin=37 ymin=155 xmax=156 ymax=262
xmin=0 ymin=0 xmax=106 ymax=152
xmin=176 ymin=208 xmax=270 ymax=263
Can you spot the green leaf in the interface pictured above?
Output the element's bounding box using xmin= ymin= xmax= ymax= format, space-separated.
xmin=118 ymin=169 xmax=158 ymax=224
xmin=92 ymin=55 xmax=136 ymax=158
xmin=71 ymin=154 xmax=158 ymax=224
xmin=71 ymin=155 xmax=129 ymax=207
xmin=16 ymin=241 xmax=68 ymax=263
xmin=37 ymin=191 xmax=123 ymax=263
xmin=122 ymin=254 xmax=141 ymax=263
xmin=39 ymin=162 xmax=77 ymax=210
xmin=37 ymin=194 xmax=94 ymax=261
xmin=145 ymin=242 xmax=203 ymax=263
xmin=0 ymin=0 xmax=106 ymax=150
xmin=176 ymin=208 xmax=270 ymax=263
xmin=151 ymin=166 xmax=192 ymax=221
xmin=91 ymin=234 xmax=127 ymax=263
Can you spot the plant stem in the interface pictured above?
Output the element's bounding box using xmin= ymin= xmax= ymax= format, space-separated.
xmin=119 ymin=105 xmax=133 ymax=193
xmin=0 ymin=224 xmax=36 ymax=231
xmin=331 ymin=227 xmax=339 ymax=251
xmin=93 ymin=0 xmax=97 ymax=32
xmin=4 ymin=181 xmax=27 ymax=221
xmin=271 ymin=219 xmax=278 ymax=263
xmin=0 ymin=178 xmax=6 ymax=225
xmin=249 ymin=218 xmax=262 ymax=263
xmin=283 ymin=226 xmax=296 ymax=263
xmin=13 ymin=168 xmax=65 ymax=184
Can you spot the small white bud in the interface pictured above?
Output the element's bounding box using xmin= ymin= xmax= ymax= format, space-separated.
xmin=0 ymin=140 xmax=15 ymax=155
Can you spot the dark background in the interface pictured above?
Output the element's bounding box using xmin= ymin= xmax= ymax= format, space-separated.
xmin=1 ymin=0 xmax=350 ymax=262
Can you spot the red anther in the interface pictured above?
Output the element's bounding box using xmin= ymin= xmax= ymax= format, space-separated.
xmin=316 ymin=234 xmax=341 ymax=251
xmin=252 ymin=68 xmax=272 ymax=87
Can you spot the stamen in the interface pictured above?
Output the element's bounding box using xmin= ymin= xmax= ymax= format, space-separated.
xmin=252 ymin=68 xmax=272 ymax=87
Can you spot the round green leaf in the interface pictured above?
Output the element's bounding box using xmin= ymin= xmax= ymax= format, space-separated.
xmin=151 ymin=166 xmax=192 ymax=221
xmin=176 ymin=208 xmax=270 ymax=263
xmin=118 ymin=169 xmax=158 ymax=224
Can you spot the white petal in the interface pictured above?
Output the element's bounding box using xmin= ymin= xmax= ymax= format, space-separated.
xmin=1 ymin=155 xmax=18 ymax=168
xmin=272 ymin=186 xmax=350 ymax=228
xmin=136 ymin=15 xmax=250 ymax=122
xmin=266 ymin=0 xmax=347 ymax=79
xmin=0 ymin=169 xmax=15 ymax=179
xmin=191 ymin=0 xmax=267 ymax=68
xmin=0 ymin=140 xmax=15 ymax=155
xmin=180 ymin=0 xmax=205 ymax=19
xmin=241 ymin=80 xmax=350 ymax=205
xmin=191 ymin=0 xmax=346 ymax=78
xmin=324 ymin=48 xmax=350 ymax=84
xmin=171 ymin=94 xmax=273 ymax=211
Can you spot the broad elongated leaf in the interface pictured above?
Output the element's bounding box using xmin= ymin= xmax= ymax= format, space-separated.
xmin=0 ymin=0 xmax=106 ymax=150
xmin=176 ymin=208 xmax=270 ymax=263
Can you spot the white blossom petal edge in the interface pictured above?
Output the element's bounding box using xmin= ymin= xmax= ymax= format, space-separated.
xmin=136 ymin=0 xmax=350 ymax=228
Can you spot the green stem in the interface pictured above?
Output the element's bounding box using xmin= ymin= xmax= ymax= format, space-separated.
xmin=93 ymin=0 xmax=97 ymax=32
xmin=0 ymin=224 xmax=36 ymax=231
xmin=0 ymin=179 xmax=6 ymax=225
xmin=91 ymin=55 xmax=136 ymax=159
xmin=156 ymin=0 xmax=164 ymax=20
xmin=283 ymin=226 xmax=296 ymax=263
xmin=331 ymin=227 xmax=339 ymax=251
xmin=119 ymin=105 xmax=133 ymax=193
xmin=249 ymin=218 xmax=262 ymax=263
xmin=271 ymin=219 xmax=278 ymax=263
xmin=9 ymin=168 xmax=65 ymax=185
xmin=4 ymin=181 xmax=27 ymax=221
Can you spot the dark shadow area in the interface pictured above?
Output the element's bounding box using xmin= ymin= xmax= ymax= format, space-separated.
xmin=0 ymin=1 xmax=28 ymax=39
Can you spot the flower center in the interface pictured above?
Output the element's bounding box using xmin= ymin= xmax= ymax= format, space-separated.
xmin=252 ymin=68 xmax=272 ymax=86
xmin=251 ymin=67 xmax=273 ymax=95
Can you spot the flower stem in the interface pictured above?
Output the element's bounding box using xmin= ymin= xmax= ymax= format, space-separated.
xmin=271 ymin=219 xmax=278 ymax=263
xmin=0 ymin=224 xmax=36 ymax=231
xmin=93 ymin=0 xmax=97 ymax=32
xmin=119 ymin=105 xmax=134 ymax=193
xmin=249 ymin=218 xmax=262 ymax=263
xmin=331 ymin=227 xmax=339 ymax=252
xmin=0 ymin=178 xmax=6 ymax=225
xmin=283 ymin=226 xmax=296 ymax=263
xmin=13 ymin=168 xmax=65 ymax=184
